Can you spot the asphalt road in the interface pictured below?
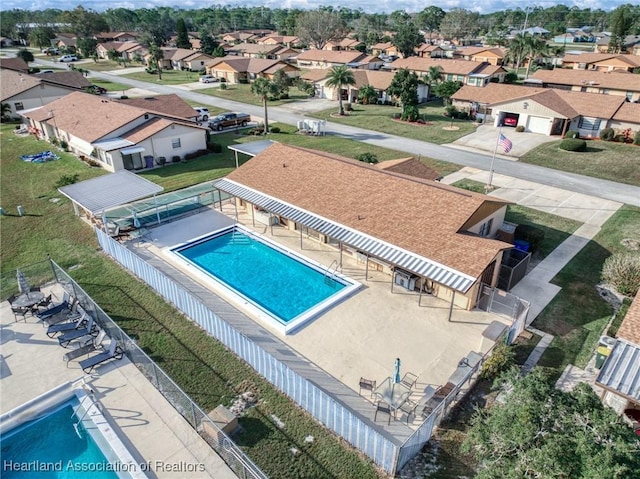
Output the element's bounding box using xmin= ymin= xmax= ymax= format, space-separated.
xmin=36 ymin=60 xmax=640 ymax=207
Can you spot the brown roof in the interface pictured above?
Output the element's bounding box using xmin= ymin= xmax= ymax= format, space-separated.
xmin=117 ymin=94 xmax=198 ymax=119
xmin=229 ymin=43 xmax=281 ymax=55
xmin=531 ymin=69 xmax=640 ymax=92
xmin=612 ymin=102 xmax=640 ymax=122
xmin=0 ymin=57 xmax=29 ymax=72
xmin=391 ymin=57 xmax=488 ymax=75
xmin=563 ymin=53 xmax=640 ymax=67
xmin=452 ymin=83 xmax=547 ymax=104
xmin=375 ymin=157 xmax=441 ymax=181
xmin=617 ymin=290 xmax=640 ymax=345
xmin=1 ymin=69 xmax=42 ymax=101
xmin=457 ymin=47 xmax=505 ymax=58
xmin=351 ymin=70 xmax=395 ymax=90
xmin=554 ymin=89 xmax=626 ymax=119
xmin=122 ymin=117 xmax=173 ymax=144
xmin=225 ymin=143 xmax=511 ymax=279
xmin=296 ymin=50 xmax=367 ymax=64
xmin=37 ymin=71 xmax=92 ymax=89
xmin=211 ymin=56 xmax=293 ymax=74
xmin=300 ymin=69 xmax=331 ymax=82
xmin=371 ymin=42 xmax=394 ymax=50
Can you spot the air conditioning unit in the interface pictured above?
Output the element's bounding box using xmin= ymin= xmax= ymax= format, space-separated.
xmin=395 ymin=269 xmax=417 ymax=291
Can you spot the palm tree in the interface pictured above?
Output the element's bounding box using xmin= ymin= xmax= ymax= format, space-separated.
xmin=325 ymin=65 xmax=355 ymax=115
xmin=523 ymin=37 xmax=551 ymax=79
xmin=251 ymin=77 xmax=277 ymax=134
xmin=425 ymin=65 xmax=442 ymax=99
xmin=505 ymin=34 xmax=527 ymax=72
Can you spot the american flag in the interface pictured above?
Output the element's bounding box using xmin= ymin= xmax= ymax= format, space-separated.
xmin=498 ymin=133 xmax=513 ymax=153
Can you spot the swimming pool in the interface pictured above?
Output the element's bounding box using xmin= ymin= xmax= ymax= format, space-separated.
xmin=172 ymin=226 xmax=360 ymax=333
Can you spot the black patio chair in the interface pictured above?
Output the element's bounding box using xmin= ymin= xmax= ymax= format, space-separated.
xmin=6 ymin=293 xmax=17 ymax=305
xmin=359 ymin=377 xmax=376 ymax=398
xmin=374 ymin=401 xmax=393 ymax=425
xmin=398 ymin=398 xmax=418 ymax=424
xmin=11 ymin=305 xmax=30 ymax=322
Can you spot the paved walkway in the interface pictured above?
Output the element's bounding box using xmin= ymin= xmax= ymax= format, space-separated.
xmin=521 ymin=327 xmax=554 ymax=373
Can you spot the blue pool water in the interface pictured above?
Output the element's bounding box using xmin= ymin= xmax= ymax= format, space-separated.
xmin=176 ymin=229 xmax=346 ymax=322
xmin=1 ymin=402 xmax=119 ymax=478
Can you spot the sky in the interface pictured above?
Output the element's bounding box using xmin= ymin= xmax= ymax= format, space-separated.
xmin=2 ymin=0 xmax=631 ymax=14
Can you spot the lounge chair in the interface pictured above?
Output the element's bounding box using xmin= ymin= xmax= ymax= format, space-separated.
xmin=57 ymin=318 xmax=97 ymax=347
xmin=40 ymin=300 xmax=80 ymax=327
xmin=46 ymin=313 xmax=87 ymax=338
xmin=80 ymin=341 xmax=124 ymax=374
xmin=63 ymin=331 xmax=107 ymax=366
xmin=36 ymin=292 xmax=71 ymax=319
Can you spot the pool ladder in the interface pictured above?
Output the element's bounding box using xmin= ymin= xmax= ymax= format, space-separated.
xmin=230 ymin=228 xmax=251 ymax=244
xmin=324 ymin=260 xmax=339 ymax=287
xmin=71 ymin=391 xmax=100 ymax=438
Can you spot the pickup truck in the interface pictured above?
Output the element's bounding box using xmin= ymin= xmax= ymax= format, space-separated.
xmin=208 ymin=112 xmax=251 ymax=131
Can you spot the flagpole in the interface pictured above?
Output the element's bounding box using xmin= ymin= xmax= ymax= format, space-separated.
xmin=487 ymin=126 xmax=502 ymax=192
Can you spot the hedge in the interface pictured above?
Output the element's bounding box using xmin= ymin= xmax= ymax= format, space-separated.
xmin=559 ymin=138 xmax=587 ymax=152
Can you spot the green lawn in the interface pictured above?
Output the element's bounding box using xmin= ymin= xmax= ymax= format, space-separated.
xmin=122 ymin=69 xmax=203 ymax=85
xmin=90 ymin=79 xmax=133 ymax=92
xmin=520 ymin=140 xmax=640 ymax=187
xmin=86 ymin=60 xmax=142 ymax=71
xmin=534 ymin=205 xmax=640 ymax=379
xmin=0 ymin=123 xmax=385 ymax=479
xmin=199 ymin=83 xmax=312 ymax=106
xmin=309 ymin=100 xmax=477 ymax=144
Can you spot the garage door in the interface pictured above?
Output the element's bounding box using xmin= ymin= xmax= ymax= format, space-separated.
xmin=526 ymin=115 xmax=550 ymax=134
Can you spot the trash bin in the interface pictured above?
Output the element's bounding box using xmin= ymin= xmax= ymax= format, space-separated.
xmin=595 ymin=345 xmax=611 ymax=369
xmin=144 ymin=155 xmax=154 ymax=169
xmin=514 ymin=240 xmax=530 ymax=252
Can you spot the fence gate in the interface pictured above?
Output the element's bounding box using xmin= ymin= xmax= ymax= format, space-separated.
xmin=476 ymin=284 xmax=530 ymax=344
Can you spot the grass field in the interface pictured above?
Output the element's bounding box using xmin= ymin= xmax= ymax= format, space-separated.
xmin=90 ymin=78 xmax=133 ymax=92
xmin=309 ymin=100 xmax=477 ymax=144
xmin=520 ymin=140 xmax=640 ymax=187
xmin=122 ymin=69 xmax=204 ymax=85
xmin=198 ymin=82 xmax=312 ymax=106
xmin=0 ymin=123 xmax=387 ymax=478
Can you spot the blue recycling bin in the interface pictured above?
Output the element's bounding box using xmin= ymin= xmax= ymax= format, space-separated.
xmin=514 ymin=240 xmax=530 ymax=252
xmin=144 ymin=155 xmax=154 ymax=169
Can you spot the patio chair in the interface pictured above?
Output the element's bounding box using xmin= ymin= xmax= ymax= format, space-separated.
xmin=359 ymin=377 xmax=377 ymax=398
xmin=63 ymin=331 xmax=107 ymax=366
xmin=400 ymin=372 xmax=419 ymax=389
xmin=36 ymin=292 xmax=71 ymax=319
xmin=398 ymin=398 xmax=418 ymax=424
xmin=80 ymin=341 xmax=124 ymax=374
xmin=7 ymin=293 xmax=18 ymax=305
xmin=374 ymin=401 xmax=393 ymax=425
xmin=41 ymin=301 xmax=81 ymax=327
xmin=11 ymin=305 xmax=30 ymax=322
xmin=57 ymin=318 xmax=97 ymax=348
xmin=29 ymin=286 xmax=41 ymax=292
xmin=46 ymin=313 xmax=87 ymax=338
xmin=36 ymin=294 xmax=53 ymax=310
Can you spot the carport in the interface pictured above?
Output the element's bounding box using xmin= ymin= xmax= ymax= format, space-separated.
xmin=228 ymin=140 xmax=274 ymax=168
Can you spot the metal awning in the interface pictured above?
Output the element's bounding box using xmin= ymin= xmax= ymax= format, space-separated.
xmin=228 ymin=140 xmax=274 ymax=158
xmin=120 ymin=146 xmax=146 ymax=155
xmin=214 ymin=178 xmax=476 ymax=293
xmin=58 ymin=170 xmax=164 ymax=216
xmin=92 ymin=137 xmax=134 ymax=151
xmin=596 ymin=339 xmax=640 ymax=402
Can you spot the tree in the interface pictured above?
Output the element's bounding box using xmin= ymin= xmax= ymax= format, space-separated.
xmin=417 ymin=6 xmax=445 ymax=42
xmin=464 ymin=368 xmax=640 ymax=479
xmin=1 ymin=102 xmax=12 ymax=120
xmin=76 ymin=38 xmax=98 ymax=60
xmin=357 ymin=84 xmax=378 ymax=105
xmin=425 ymin=66 xmax=442 ymax=90
xmin=272 ymin=69 xmax=291 ymax=100
xmin=608 ymin=5 xmax=636 ymax=53
xmin=16 ymin=49 xmax=34 ymax=63
xmin=295 ymin=10 xmax=348 ymax=50
xmin=147 ymin=43 xmax=164 ymax=80
xmin=392 ymin=22 xmax=423 ymax=58
xmin=523 ymin=36 xmax=551 ymax=79
xmin=251 ymin=78 xmax=278 ymax=134
xmin=28 ymin=26 xmax=56 ymax=50
xmin=505 ymin=33 xmax=528 ymax=72
xmin=175 ymin=18 xmax=191 ymax=49
xmin=433 ymin=81 xmax=462 ymax=105
xmin=61 ymin=6 xmax=108 ymax=38
xmin=325 ymin=65 xmax=355 ymax=115
xmin=387 ymin=69 xmax=419 ymax=117
xmin=439 ymin=8 xmax=480 ymax=41
xmin=200 ymin=33 xmax=219 ymax=56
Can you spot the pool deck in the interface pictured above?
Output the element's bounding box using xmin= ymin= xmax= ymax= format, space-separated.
xmin=133 ymin=205 xmax=509 ymax=440
xmin=0 ymin=288 xmax=238 ymax=479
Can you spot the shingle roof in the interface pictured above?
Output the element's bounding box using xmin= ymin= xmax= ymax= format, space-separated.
xmin=452 ymin=83 xmax=547 ymax=104
xmin=563 ymin=53 xmax=640 ymax=67
xmin=122 ymin=117 xmax=173 ymax=144
xmin=391 ymin=57 xmax=489 ymax=75
xmin=296 ymin=50 xmax=367 ymax=64
xmin=1 ymin=69 xmax=42 ymax=101
xmin=0 ymin=57 xmax=29 ymax=72
xmin=531 ymin=68 xmax=640 ymax=92
xmin=224 ymin=143 xmax=511 ymax=279
xmin=211 ymin=56 xmax=292 ymax=74
xmin=618 ymin=291 xmax=640 ymax=345
xmin=612 ymin=102 xmax=640 ymax=123
xmin=375 ymin=157 xmax=441 ymax=181
xmin=228 ymin=42 xmax=281 ymax=55
xmin=300 ymin=69 xmax=331 ymax=82
xmin=37 ymin=71 xmax=92 ymax=89
xmin=457 ymin=47 xmax=505 ymax=58
xmin=117 ymin=94 xmax=198 ymax=119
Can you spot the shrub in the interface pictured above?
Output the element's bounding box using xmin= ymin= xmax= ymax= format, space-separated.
xmin=515 ymin=224 xmax=545 ymax=253
xmin=55 ymin=173 xmax=79 ymax=188
xmin=559 ymin=138 xmax=587 ymax=152
xmin=635 ymin=131 xmax=640 ymax=146
xmin=515 ymin=125 xmax=525 ymax=132
xmin=392 ymin=112 xmax=401 ymax=119
xmin=120 ymin=95 xmax=128 ymax=100
xmin=599 ymin=127 xmax=615 ymax=141
xmin=220 ymin=83 xmax=227 ymax=90
xmin=445 ymin=104 xmax=457 ymax=117
xmin=207 ymin=142 xmax=222 ymax=153
xmin=50 ymin=137 xmax=59 ymax=147
xmin=59 ymin=140 xmax=68 ymax=151
xmin=145 ymin=67 xmax=157 ymax=75
xmin=564 ymin=130 xmax=580 ymax=139
xmin=85 ymin=158 xmax=101 ymax=167
xmin=270 ymin=126 xmax=281 ymax=133
xmin=504 ymin=72 xmax=518 ymax=84
xmin=402 ymin=105 xmax=420 ymax=122
xmin=480 ymin=342 xmax=515 ymax=380
xmin=355 ymin=152 xmax=378 ymax=164
xmin=602 ymin=253 xmax=640 ymax=296
xmin=172 ymin=155 xmax=181 ymax=163
xmin=219 ymin=77 xmax=226 ymax=82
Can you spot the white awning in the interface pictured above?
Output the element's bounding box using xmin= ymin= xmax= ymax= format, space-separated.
xmin=120 ymin=146 xmax=145 ymax=155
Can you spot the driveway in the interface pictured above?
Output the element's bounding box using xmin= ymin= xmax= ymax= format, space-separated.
xmin=450 ymin=124 xmax=558 ymax=158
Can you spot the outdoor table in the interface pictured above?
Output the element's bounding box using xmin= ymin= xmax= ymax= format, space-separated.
xmin=373 ymin=377 xmax=412 ymax=418
xmin=12 ymin=291 xmax=44 ymax=309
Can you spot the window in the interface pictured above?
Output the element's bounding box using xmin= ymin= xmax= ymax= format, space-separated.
xmin=14 ymin=102 xmax=24 ymax=111
xmin=171 ymin=138 xmax=181 ymax=149
xmin=446 ymin=74 xmax=453 ymax=81
xmin=626 ymin=92 xmax=633 ymax=101
xmin=479 ymin=218 xmax=493 ymax=237
xmin=578 ymin=117 xmax=601 ymax=130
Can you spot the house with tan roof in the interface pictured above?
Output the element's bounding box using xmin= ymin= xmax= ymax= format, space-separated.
xmin=215 ymin=142 xmax=513 ymax=311
xmin=530 ymin=69 xmax=640 ymax=102
xmin=224 ymin=42 xmax=283 ymax=59
xmin=324 ymin=38 xmax=364 ymax=51
xmin=415 ymin=44 xmax=452 ymax=59
xmin=116 ymin=94 xmax=199 ymax=121
xmin=391 ymin=57 xmax=506 ymax=86
xmin=96 ymin=42 xmax=145 ymax=61
xmin=371 ymin=42 xmax=400 ymax=58
xmin=206 ymin=56 xmax=299 ymax=84
xmin=221 ymin=31 xmax=258 ymax=44
xmin=258 ymin=35 xmax=301 ymax=48
xmin=562 ymin=53 xmax=640 ymax=72
xmin=1 ymin=69 xmax=91 ymax=119
xmin=21 ymin=92 xmax=207 ymax=172
xmin=374 ymin=157 xmax=441 ymax=181
xmin=295 ymin=50 xmax=370 ymax=69
xmin=455 ymin=47 xmax=505 ymax=66
xmin=451 ymin=83 xmax=634 ymax=136
xmin=167 ymin=49 xmax=216 ymax=71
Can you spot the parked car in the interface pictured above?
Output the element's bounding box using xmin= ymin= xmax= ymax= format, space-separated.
xmin=208 ymin=112 xmax=251 ymax=131
xmin=42 ymin=47 xmax=60 ymax=55
xmin=503 ymin=114 xmax=518 ymax=127
xmin=85 ymin=85 xmax=107 ymax=95
xmin=193 ymin=107 xmax=210 ymax=121
xmin=58 ymin=55 xmax=78 ymax=62
xmin=199 ymin=75 xmax=219 ymax=83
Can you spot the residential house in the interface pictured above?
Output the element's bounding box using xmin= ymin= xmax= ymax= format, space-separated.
xmin=117 ymin=94 xmax=200 ymax=121
xmin=391 ymin=57 xmax=506 ymax=86
xmin=206 ymin=57 xmax=299 ymax=84
xmin=521 ymin=26 xmax=550 ymax=37
xmin=224 ymin=43 xmax=283 ymax=59
xmin=216 ymin=142 xmax=513 ymax=311
xmin=530 ymin=69 xmax=640 ymax=102
xmin=595 ymin=290 xmax=640 ymax=416
xmin=324 ymin=38 xmax=364 ymax=51
xmin=144 ymin=49 xmax=175 ymax=70
xmin=374 ymin=157 xmax=441 ymax=181
xmin=258 ymin=35 xmax=301 ymax=48
xmin=272 ymin=47 xmax=299 ymax=61
xmin=55 ymin=36 xmax=77 ymax=52
xmin=609 ymin=102 xmax=640 ymax=132
xmin=451 ymin=82 xmax=634 ymax=137
xmin=0 ymin=37 xmax=14 ymax=47
xmin=221 ymin=31 xmax=259 ymax=44
xmin=95 ymin=32 xmax=140 ymax=43
xmin=371 ymin=42 xmax=400 ymax=58
xmin=1 ymin=69 xmax=91 ymax=119
xmin=295 ymin=50 xmax=377 ymax=70
xmin=96 ymin=42 xmax=145 ymax=61
xmin=415 ymin=44 xmax=453 ymax=59
xmin=0 ymin=57 xmax=29 ymax=73
xmin=455 ymin=47 xmax=505 ymax=66
xmin=21 ymin=92 xmax=207 ymax=172
xmin=552 ymin=31 xmax=595 ymax=44
xmin=168 ymin=48 xmax=215 ymax=71
xmin=562 ymin=53 xmax=640 ymax=72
